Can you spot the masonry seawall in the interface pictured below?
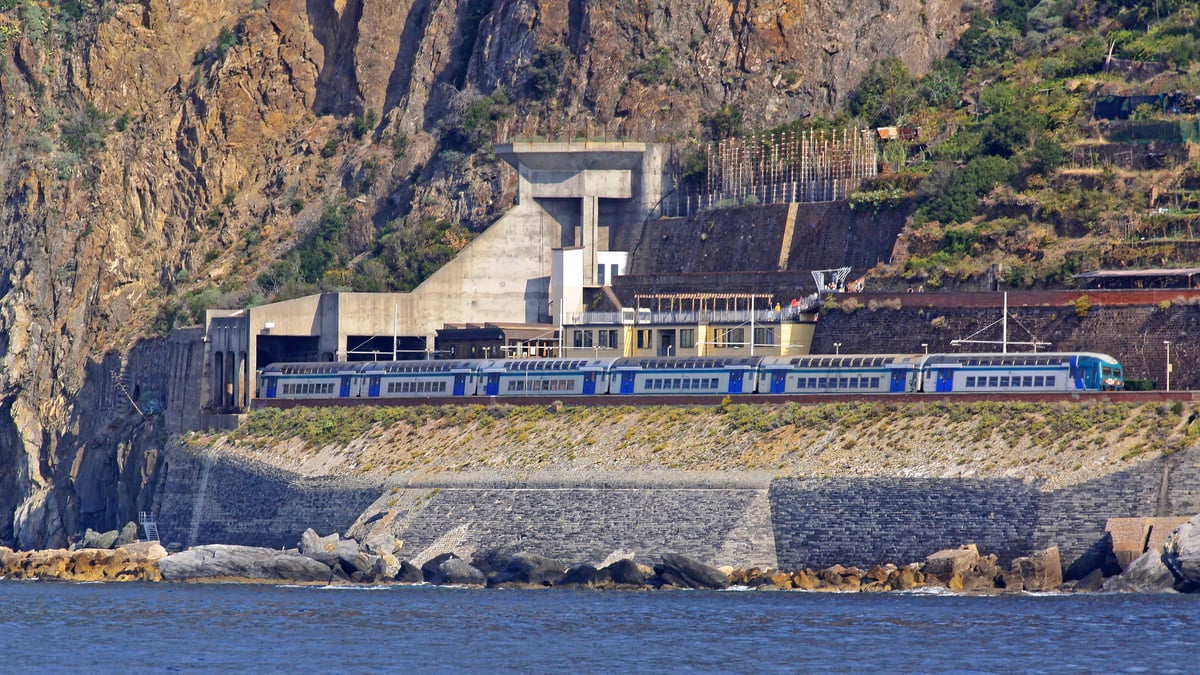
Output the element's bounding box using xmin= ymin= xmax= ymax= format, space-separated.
xmin=155 ymin=443 xmax=1200 ymax=572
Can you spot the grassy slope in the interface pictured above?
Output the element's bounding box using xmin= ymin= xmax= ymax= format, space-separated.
xmin=183 ymin=400 xmax=1198 ymax=489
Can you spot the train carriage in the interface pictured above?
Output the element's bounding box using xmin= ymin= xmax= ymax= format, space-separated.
xmin=606 ymin=356 xmax=764 ymax=395
xmin=921 ymin=352 xmax=1124 ymax=393
xmin=259 ymin=362 xmax=359 ymax=400
xmin=476 ymin=358 xmax=617 ymax=396
xmin=358 ymin=360 xmax=481 ymax=398
xmin=756 ymin=354 xmax=925 ymax=395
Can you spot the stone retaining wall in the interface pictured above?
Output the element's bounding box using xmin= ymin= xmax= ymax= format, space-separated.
xmin=156 ymin=444 xmax=1200 ymax=573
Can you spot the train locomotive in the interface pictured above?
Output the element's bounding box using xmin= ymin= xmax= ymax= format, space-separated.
xmin=258 ymin=351 xmax=1124 ymax=402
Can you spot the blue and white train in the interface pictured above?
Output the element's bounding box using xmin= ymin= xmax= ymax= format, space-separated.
xmin=258 ymin=352 xmax=1124 ymax=401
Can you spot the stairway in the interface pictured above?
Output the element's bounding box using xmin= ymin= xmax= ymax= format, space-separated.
xmin=139 ymin=511 xmax=160 ymax=543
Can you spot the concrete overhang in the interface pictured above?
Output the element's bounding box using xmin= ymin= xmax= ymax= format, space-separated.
xmin=525 ymin=169 xmax=632 ymax=199
xmin=496 ymin=141 xmax=652 ymax=172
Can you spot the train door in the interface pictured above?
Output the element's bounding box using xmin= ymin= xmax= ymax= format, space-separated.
xmin=486 ymin=374 xmax=500 ymax=396
xmin=264 ymin=376 xmax=278 ymax=398
xmin=890 ymin=369 xmax=908 ymax=393
xmin=582 ymin=372 xmax=597 ymax=395
xmin=620 ymin=372 xmax=636 ymax=394
xmin=453 ymin=374 xmax=467 ymax=396
xmin=339 ymin=376 xmax=352 ymax=398
xmin=935 ymin=368 xmax=954 ymax=392
xmin=367 ymin=375 xmax=381 ymax=397
xmin=729 ymin=370 xmax=744 ymax=394
xmin=770 ymin=370 xmax=786 ymax=394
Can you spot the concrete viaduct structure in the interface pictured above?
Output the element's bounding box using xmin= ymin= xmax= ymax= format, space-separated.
xmin=202 ymin=142 xmax=669 ymax=414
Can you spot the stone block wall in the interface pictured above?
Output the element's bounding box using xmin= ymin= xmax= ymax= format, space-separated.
xmin=155 ymin=443 xmax=1200 ymax=575
xmin=156 ymin=447 xmax=384 ymax=549
xmin=769 ymin=478 xmax=1041 ymax=570
xmin=370 ymin=476 xmax=778 ymax=569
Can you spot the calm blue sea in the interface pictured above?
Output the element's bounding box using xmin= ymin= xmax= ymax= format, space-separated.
xmin=1 ymin=581 xmax=1196 ymax=673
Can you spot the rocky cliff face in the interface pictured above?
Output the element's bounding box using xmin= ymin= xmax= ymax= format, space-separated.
xmin=0 ymin=0 xmax=967 ymax=548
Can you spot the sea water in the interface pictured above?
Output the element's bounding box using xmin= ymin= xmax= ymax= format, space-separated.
xmin=2 ymin=581 xmax=1196 ymax=673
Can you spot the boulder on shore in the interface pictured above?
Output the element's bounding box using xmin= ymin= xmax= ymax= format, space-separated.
xmin=78 ymin=528 xmax=119 ymax=550
xmin=488 ymin=552 xmax=567 ymax=588
xmin=923 ymin=545 xmax=980 ymax=583
xmin=428 ymin=558 xmax=486 ymax=586
xmin=1005 ymin=547 xmax=1063 ymax=592
xmin=395 ymin=560 xmax=424 ymax=584
xmin=655 ymin=553 xmax=729 ymax=590
xmin=158 ymin=545 xmax=333 ymax=583
xmin=604 ymin=559 xmax=647 ymax=587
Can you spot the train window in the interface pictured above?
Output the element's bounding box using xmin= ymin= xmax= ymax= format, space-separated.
xmin=1034 ymin=376 xmax=1043 ymax=387
xmin=1047 ymin=376 xmax=1056 ymax=387
xmin=988 ymin=376 xmax=998 ymax=387
xmin=849 ymin=377 xmax=859 ymax=388
xmin=871 ymin=378 xmax=880 ymax=388
xmin=1000 ymin=377 xmax=1010 ymax=387
xmin=818 ymin=378 xmax=827 ymax=388
xmin=1023 ymin=376 xmax=1033 ymax=387
xmin=838 ymin=377 xmax=848 ymax=388
xmin=966 ymin=376 xmax=976 ymax=387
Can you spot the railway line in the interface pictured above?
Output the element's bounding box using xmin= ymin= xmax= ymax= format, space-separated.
xmin=253 ymin=389 xmax=1200 ymax=411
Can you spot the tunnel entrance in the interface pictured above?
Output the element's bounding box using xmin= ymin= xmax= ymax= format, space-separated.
xmin=256 ymin=335 xmax=322 ymax=366
xmin=344 ymin=335 xmax=429 ymax=361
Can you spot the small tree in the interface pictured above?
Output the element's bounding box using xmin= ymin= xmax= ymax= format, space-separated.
xmin=1074 ymin=295 xmax=1091 ymax=320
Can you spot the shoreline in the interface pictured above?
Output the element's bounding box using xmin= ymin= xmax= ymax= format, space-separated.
xmin=0 ymin=540 xmax=1119 ymax=594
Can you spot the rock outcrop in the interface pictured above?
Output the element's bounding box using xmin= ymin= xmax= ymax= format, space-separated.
xmin=0 ymin=0 xmax=971 ymax=551
xmin=0 ymin=543 xmax=166 ymax=581
xmin=157 ymin=544 xmax=334 ymax=583
xmin=655 ymin=552 xmax=730 ymax=590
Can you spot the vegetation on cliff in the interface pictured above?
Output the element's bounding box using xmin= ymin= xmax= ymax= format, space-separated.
xmin=838 ymin=1 xmax=1200 ymax=289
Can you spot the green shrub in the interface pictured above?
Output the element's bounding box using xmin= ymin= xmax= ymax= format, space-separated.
xmin=527 ymin=44 xmax=569 ymax=99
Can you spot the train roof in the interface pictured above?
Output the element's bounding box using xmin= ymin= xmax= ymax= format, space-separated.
xmin=611 ymin=356 xmax=764 ymax=369
xmin=260 ymin=362 xmax=359 ymax=374
xmin=758 ymin=354 xmax=926 ymax=369
xmin=481 ymin=358 xmax=618 ymax=372
xmin=358 ymin=360 xmax=481 ymax=373
xmin=922 ymin=352 xmax=1122 ymax=367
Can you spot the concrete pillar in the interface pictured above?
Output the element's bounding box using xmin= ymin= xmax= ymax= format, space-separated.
xmin=238 ymin=351 xmax=249 ymax=407
xmin=582 ymin=195 xmax=598 ymax=285
xmin=224 ymin=350 xmax=235 ymax=408
xmin=212 ymin=351 xmax=224 ymax=409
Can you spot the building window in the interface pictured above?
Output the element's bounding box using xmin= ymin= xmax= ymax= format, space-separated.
xmin=679 ymin=329 xmax=695 ymax=349
xmin=598 ymin=329 xmax=617 ymax=349
xmin=637 ymin=330 xmax=652 ymax=349
xmin=573 ymin=330 xmax=584 ymax=348
xmin=715 ymin=327 xmax=745 ymax=348
xmin=753 ymin=326 xmax=775 ymax=347
xmin=597 ymin=265 xmax=606 ymax=285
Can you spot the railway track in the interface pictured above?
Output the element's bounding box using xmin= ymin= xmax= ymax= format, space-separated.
xmin=251 ymin=390 xmax=1200 ymax=411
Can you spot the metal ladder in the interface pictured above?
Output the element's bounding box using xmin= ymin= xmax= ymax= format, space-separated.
xmin=139 ymin=511 xmax=160 ymax=543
